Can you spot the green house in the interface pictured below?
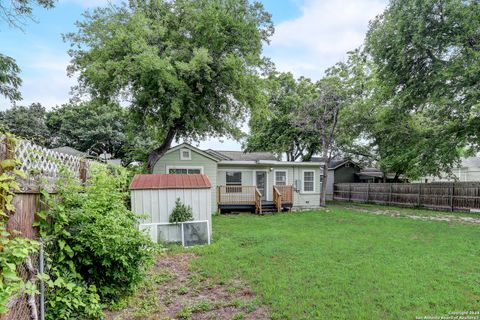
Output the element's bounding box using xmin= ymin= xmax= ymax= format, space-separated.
xmin=153 ymin=143 xmax=323 ymax=213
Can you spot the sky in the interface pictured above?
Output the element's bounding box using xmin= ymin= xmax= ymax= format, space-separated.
xmin=0 ymin=0 xmax=387 ymax=150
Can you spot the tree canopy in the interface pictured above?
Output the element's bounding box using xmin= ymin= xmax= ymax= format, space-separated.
xmin=0 ymin=103 xmax=51 ymax=145
xmin=66 ymin=0 xmax=274 ymax=172
xmin=246 ymin=72 xmax=320 ymax=161
xmin=47 ymin=101 xmax=128 ymax=159
xmin=359 ymin=0 xmax=480 ymax=179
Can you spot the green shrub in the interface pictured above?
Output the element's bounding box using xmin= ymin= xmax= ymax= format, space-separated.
xmin=38 ymin=164 xmax=155 ymax=318
xmin=169 ymin=198 xmax=194 ymax=223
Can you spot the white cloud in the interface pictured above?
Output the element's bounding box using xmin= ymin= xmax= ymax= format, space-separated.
xmin=0 ymin=47 xmax=75 ymax=110
xmin=267 ymin=0 xmax=387 ymax=80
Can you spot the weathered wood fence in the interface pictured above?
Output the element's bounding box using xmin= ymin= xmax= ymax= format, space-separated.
xmin=334 ymin=182 xmax=480 ymax=212
xmin=1 ymin=135 xmax=96 ymax=320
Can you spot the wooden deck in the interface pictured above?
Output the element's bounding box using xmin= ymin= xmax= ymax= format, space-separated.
xmin=217 ymin=185 xmax=294 ymax=214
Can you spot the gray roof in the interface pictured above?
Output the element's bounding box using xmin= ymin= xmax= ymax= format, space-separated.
xmin=205 ymin=149 xmax=278 ymax=161
xmin=51 ymin=146 xmax=87 ymax=157
xmin=310 ymin=157 xmax=355 ymax=169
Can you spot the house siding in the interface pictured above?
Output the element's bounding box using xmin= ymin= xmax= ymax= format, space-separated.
xmin=216 ymin=163 xmax=321 ymax=208
xmin=153 ymin=149 xmax=218 ymax=210
xmin=153 ymin=147 xmax=322 ymax=212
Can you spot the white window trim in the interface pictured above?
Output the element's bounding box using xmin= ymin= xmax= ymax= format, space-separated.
xmin=302 ymin=170 xmax=316 ymax=193
xmin=274 ymin=170 xmax=288 ymax=185
xmin=166 ymin=165 xmax=204 ymax=174
xmin=180 ymin=148 xmax=192 ymax=160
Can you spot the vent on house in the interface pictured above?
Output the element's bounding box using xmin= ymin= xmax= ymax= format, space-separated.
xmin=180 ymin=149 xmax=191 ymax=160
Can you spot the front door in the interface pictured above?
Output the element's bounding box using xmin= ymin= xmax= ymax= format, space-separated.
xmin=255 ymin=171 xmax=268 ymax=200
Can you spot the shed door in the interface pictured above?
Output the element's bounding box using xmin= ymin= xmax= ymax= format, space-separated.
xmin=255 ymin=171 xmax=268 ymax=200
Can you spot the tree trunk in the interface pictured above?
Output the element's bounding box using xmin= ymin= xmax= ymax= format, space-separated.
xmin=146 ymin=126 xmax=177 ymax=173
xmin=319 ymin=146 xmax=329 ymax=207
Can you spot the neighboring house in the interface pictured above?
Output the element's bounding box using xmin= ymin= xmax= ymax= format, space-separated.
xmin=311 ymin=158 xmax=360 ymax=200
xmin=357 ymin=168 xmax=408 ymax=183
xmin=153 ymin=143 xmax=323 ymax=213
xmin=51 ymin=146 xmax=88 ymax=158
xmin=52 ymin=147 xmax=123 ymax=165
xmin=417 ymin=157 xmax=480 ymax=182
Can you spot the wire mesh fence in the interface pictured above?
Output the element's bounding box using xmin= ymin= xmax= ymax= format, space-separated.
xmin=4 ymin=241 xmax=45 ymax=320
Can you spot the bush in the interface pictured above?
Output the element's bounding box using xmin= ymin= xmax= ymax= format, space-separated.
xmin=39 ymin=164 xmax=155 ymax=319
xmin=169 ymin=198 xmax=194 ymax=223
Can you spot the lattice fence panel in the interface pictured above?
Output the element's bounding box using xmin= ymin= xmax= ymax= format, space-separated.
xmin=14 ymin=139 xmax=83 ymax=178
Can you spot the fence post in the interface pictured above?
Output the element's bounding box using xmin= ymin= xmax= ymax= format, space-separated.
xmin=450 ymin=183 xmax=454 ymax=212
xmin=417 ymin=184 xmax=421 ymax=207
xmin=79 ymin=159 xmax=87 ymax=183
xmin=389 ymin=184 xmax=392 ymax=205
xmin=39 ymin=239 xmax=45 ymax=320
xmin=348 ymin=184 xmax=352 ymax=202
xmin=366 ymin=183 xmax=370 ymax=203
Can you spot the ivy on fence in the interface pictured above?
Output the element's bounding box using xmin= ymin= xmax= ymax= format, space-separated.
xmin=0 ymin=134 xmax=39 ymax=316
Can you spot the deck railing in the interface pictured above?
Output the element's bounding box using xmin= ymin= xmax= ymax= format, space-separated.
xmin=217 ymin=185 xmax=294 ymax=214
xmin=273 ymin=187 xmax=282 ymax=213
xmin=217 ymin=185 xmax=258 ymax=204
xmin=255 ymin=188 xmax=262 ymax=214
xmin=273 ymin=185 xmax=293 ymax=204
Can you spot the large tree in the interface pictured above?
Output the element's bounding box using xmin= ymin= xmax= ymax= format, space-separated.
xmin=362 ymin=0 xmax=480 ymax=178
xmin=246 ymin=72 xmax=320 ymax=161
xmin=295 ymin=76 xmax=347 ymax=206
xmin=47 ymin=101 xmax=128 ymax=159
xmin=0 ymin=102 xmax=51 ymax=144
xmin=66 ymin=0 xmax=274 ymax=172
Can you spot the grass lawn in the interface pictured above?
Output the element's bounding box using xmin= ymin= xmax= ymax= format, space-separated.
xmin=191 ymin=206 xmax=480 ymax=319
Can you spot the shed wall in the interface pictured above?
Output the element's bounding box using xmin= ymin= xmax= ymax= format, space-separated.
xmin=131 ymin=188 xmax=212 ymax=239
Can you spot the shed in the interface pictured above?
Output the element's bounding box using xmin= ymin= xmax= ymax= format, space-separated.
xmin=130 ymin=174 xmax=212 ymax=245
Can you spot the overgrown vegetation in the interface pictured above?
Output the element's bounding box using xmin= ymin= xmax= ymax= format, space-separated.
xmin=0 ymin=135 xmax=38 ymax=314
xmin=169 ymin=198 xmax=194 ymax=224
xmin=37 ymin=164 xmax=155 ymax=319
xmin=193 ymin=208 xmax=480 ymax=319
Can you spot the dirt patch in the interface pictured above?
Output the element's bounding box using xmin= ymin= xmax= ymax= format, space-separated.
xmin=105 ymin=253 xmax=269 ymax=320
xmin=337 ymin=204 xmax=480 ymax=224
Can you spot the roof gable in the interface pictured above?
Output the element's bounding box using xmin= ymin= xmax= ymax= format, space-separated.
xmin=207 ymin=150 xmax=278 ymax=161
xmin=164 ymin=143 xmax=221 ymax=162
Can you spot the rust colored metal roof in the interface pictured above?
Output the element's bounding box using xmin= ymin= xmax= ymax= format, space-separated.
xmin=129 ymin=174 xmax=212 ymax=190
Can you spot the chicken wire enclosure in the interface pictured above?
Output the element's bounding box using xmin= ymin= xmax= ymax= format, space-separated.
xmin=139 ymin=220 xmax=211 ymax=246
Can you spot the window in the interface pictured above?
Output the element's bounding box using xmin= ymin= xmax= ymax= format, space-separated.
xmin=166 ymin=166 xmax=203 ymax=174
xmin=226 ymin=171 xmax=242 ymax=185
xmin=274 ymin=171 xmax=287 ymax=186
xmin=303 ymin=171 xmax=315 ymax=192
xmin=180 ymin=149 xmax=191 ymax=160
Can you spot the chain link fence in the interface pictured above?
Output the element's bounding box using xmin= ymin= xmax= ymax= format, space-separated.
xmin=5 ymin=241 xmax=45 ymax=320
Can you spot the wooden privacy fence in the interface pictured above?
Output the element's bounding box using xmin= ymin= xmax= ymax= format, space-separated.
xmin=334 ymin=182 xmax=480 ymax=212
xmin=1 ymin=134 xmax=97 ymax=320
